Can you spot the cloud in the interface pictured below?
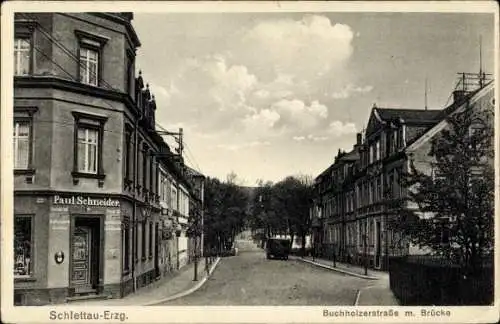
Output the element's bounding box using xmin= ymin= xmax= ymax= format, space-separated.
xmin=215 ymin=140 xmax=271 ymax=151
xmin=293 ymin=134 xmax=329 ymax=142
xmin=237 ymin=15 xmax=354 ymax=81
xmin=149 ymin=14 xmax=361 ymax=154
xmin=328 ymin=120 xmax=358 ymax=136
xmin=331 ymin=84 xmax=374 ymax=99
xmin=271 ymin=99 xmax=328 ymax=130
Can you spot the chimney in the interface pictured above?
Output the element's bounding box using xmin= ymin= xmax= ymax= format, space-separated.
xmin=356 ymin=133 xmax=362 ymax=145
xmin=452 ymin=90 xmax=467 ymax=104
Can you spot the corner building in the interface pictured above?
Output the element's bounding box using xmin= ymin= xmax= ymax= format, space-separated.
xmin=13 ymin=12 xmax=194 ymax=305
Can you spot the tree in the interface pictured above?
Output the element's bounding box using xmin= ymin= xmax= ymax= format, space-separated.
xmin=203 ymin=174 xmax=250 ymax=254
xmin=268 ymin=176 xmax=313 ymax=255
xmin=391 ymin=104 xmax=494 ymax=274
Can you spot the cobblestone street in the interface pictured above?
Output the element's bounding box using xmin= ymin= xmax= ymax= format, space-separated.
xmin=157 ymin=241 xmax=372 ymax=305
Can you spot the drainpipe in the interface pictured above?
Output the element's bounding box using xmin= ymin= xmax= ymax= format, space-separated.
xmin=132 ymin=112 xmax=144 ymax=293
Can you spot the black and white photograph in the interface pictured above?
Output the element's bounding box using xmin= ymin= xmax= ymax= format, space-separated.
xmin=1 ymin=1 xmax=498 ymax=323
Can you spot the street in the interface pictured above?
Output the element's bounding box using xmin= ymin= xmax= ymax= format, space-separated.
xmin=156 ymin=240 xmax=371 ymax=306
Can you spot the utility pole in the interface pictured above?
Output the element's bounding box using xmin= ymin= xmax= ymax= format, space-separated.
xmin=424 ymin=77 xmax=428 ymax=111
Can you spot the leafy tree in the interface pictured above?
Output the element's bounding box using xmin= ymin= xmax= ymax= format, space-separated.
xmin=249 ymin=176 xmax=313 ymax=255
xmin=203 ymin=174 xmax=250 ymax=254
xmin=391 ymin=104 xmax=494 ymax=274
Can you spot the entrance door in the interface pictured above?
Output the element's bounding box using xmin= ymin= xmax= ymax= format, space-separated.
xmin=375 ymin=221 xmax=382 ymax=269
xmin=71 ymin=226 xmax=93 ymax=293
xmin=71 ymin=217 xmax=101 ymax=295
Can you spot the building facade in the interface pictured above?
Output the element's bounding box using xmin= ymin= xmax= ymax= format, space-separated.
xmin=13 ymin=12 xmax=201 ymax=305
xmin=312 ymin=75 xmax=494 ymax=270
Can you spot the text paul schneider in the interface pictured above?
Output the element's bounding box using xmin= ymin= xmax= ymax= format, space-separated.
xmin=53 ymin=195 xmax=120 ymax=207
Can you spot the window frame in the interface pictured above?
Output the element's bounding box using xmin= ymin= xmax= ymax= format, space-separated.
xmin=125 ymin=48 xmax=135 ymax=96
xmin=148 ymin=221 xmax=153 ymax=259
xmin=14 ymin=214 xmax=35 ymax=280
xmin=71 ymin=111 xmax=108 ymax=183
xmin=123 ymin=124 xmax=133 ymax=186
xmin=13 ymin=107 xmax=38 ymax=174
xmin=75 ymin=30 xmax=108 ymax=88
xmin=141 ymin=220 xmax=147 ymax=261
xmin=122 ymin=219 xmax=130 ymax=274
xmin=14 ymin=20 xmax=36 ymax=76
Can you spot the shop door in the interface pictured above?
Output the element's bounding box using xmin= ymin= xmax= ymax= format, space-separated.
xmin=71 ymin=226 xmax=93 ymax=292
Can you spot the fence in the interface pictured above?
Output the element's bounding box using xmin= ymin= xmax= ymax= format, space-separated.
xmin=389 ymin=255 xmax=493 ymax=305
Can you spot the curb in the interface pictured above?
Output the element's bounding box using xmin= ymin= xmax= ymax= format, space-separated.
xmin=143 ymin=257 xmax=221 ymax=306
xmin=293 ymin=257 xmax=379 ymax=280
xmin=354 ymin=289 xmax=362 ymax=306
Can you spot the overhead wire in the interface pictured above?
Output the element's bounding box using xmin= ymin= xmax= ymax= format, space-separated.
xmin=20 ymin=13 xmax=204 ymax=175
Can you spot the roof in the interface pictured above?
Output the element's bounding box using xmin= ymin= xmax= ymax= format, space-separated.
xmin=375 ymin=108 xmax=443 ymax=124
xmin=184 ymin=165 xmax=205 ymax=179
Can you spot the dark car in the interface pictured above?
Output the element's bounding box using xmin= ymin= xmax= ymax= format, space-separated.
xmin=266 ymin=238 xmax=291 ymax=260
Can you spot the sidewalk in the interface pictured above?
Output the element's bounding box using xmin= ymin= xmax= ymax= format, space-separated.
xmin=293 ymin=256 xmax=399 ymax=306
xmin=294 ymin=256 xmax=383 ymax=280
xmin=64 ymin=257 xmax=221 ymax=306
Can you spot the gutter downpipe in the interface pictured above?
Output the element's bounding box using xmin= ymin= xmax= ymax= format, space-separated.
xmin=132 ymin=112 xmax=144 ymax=293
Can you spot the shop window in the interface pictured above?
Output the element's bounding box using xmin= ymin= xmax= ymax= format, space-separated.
xmin=14 ymin=215 xmax=33 ymax=277
xmin=72 ymin=112 xmax=107 ymax=184
xmin=75 ymin=30 xmax=108 ymax=87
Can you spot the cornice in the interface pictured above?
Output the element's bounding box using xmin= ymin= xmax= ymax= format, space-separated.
xmin=14 ymin=76 xmax=140 ymax=118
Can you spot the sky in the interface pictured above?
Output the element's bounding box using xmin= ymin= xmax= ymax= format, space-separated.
xmin=131 ymin=11 xmax=495 ymax=186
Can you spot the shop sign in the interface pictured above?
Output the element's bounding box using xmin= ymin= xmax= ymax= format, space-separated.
xmin=53 ymin=195 xmax=120 ymax=207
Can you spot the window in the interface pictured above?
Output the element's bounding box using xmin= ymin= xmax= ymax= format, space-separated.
xmin=123 ymin=128 xmax=132 ymax=182
xmin=79 ymin=47 xmax=98 ymax=86
xmin=72 ymin=112 xmax=107 ymax=182
xmin=122 ymin=222 xmax=130 ymax=272
xmin=125 ymin=50 xmax=135 ymax=95
xmin=171 ymin=186 xmax=177 ymax=211
xmin=75 ymin=30 xmax=108 ymax=87
xmin=369 ymin=145 xmax=374 ymax=164
xmin=392 ymin=130 xmax=398 ymax=152
xmin=14 ymin=38 xmax=31 ymax=76
xmin=13 ymin=121 xmax=30 ymax=169
xmin=77 ymin=127 xmax=98 ymax=174
xmin=376 ymin=140 xmax=380 ymax=160
xmin=141 ymin=221 xmax=146 ymax=260
xmin=148 ymin=221 xmax=153 ymax=258
xmin=134 ymin=223 xmax=139 ymax=263
xmin=149 ymin=155 xmax=154 ymax=193
xmin=142 ymin=146 xmax=148 ymax=189
xmin=14 ymin=216 xmax=33 ymax=277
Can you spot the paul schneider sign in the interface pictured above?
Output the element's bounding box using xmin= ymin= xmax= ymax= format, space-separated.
xmin=53 ymin=195 xmax=120 ymax=207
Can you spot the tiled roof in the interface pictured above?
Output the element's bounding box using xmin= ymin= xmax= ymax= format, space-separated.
xmin=375 ymin=108 xmax=443 ymax=123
